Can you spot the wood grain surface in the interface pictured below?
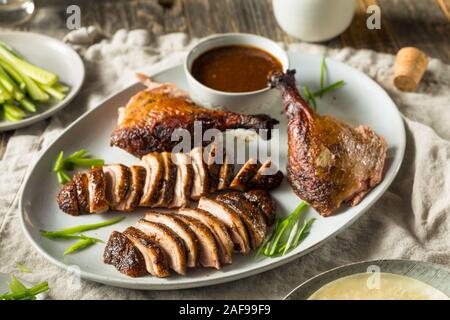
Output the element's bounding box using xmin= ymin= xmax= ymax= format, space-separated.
xmin=0 ymin=0 xmax=449 ymax=156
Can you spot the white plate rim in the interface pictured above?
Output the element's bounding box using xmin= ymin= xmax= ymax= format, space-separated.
xmin=19 ymin=54 xmax=406 ymax=290
xmin=0 ymin=31 xmax=85 ymax=131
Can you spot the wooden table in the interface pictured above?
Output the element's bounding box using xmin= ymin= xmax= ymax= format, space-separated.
xmin=1 ymin=0 xmax=449 ymax=157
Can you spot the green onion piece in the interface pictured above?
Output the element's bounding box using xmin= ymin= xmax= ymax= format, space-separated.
xmin=53 ymin=151 xmax=64 ymax=172
xmin=16 ymin=262 xmax=32 ymax=273
xmin=319 ymin=51 xmax=327 ymax=95
xmin=59 ymin=170 xmax=71 ymax=184
xmin=69 ymin=158 xmax=104 ymax=167
xmin=41 ymin=232 xmax=103 ymax=243
xmin=63 ymin=238 xmax=97 ymax=255
xmin=64 ymin=149 xmax=88 ymax=162
xmin=303 ymin=86 xmax=317 ymax=111
xmin=52 ymin=82 xmax=69 ymax=93
xmin=3 ymin=103 xmax=25 ymax=119
xmin=40 ymin=216 xmax=125 ymax=238
xmin=0 ymin=280 xmax=48 ymax=300
xmin=293 ymin=218 xmax=315 ymax=247
xmin=8 ymin=275 xmax=28 ymax=294
xmin=39 ymin=83 xmax=66 ymax=101
xmin=313 ymin=80 xmax=345 ymax=97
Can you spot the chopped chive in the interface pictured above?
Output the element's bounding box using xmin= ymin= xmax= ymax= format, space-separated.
xmin=319 ymin=51 xmax=327 ymax=95
xmin=53 ymin=151 xmax=64 ymax=172
xmin=69 ymin=158 xmax=104 ymax=167
xmin=303 ymin=86 xmax=317 ymax=111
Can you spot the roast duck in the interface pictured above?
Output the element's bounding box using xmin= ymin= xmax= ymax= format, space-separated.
xmin=269 ymin=70 xmax=387 ymax=216
xmin=103 ymin=189 xmax=276 ymax=277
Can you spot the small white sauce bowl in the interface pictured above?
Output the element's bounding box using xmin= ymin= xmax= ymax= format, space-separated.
xmin=184 ymin=33 xmax=289 ymax=113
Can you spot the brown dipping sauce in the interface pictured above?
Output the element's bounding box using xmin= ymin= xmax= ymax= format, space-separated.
xmin=191 ymin=45 xmax=283 ymax=93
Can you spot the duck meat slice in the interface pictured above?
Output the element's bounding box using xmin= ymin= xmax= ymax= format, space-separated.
xmin=113 ymin=165 xmax=146 ymax=212
xmin=152 ymin=152 xmax=177 ymax=207
xmin=229 ymin=159 xmax=261 ymax=191
xmin=216 ymin=192 xmax=267 ymax=248
xmin=103 ymin=164 xmax=131 ymax=207
xmin=205 ymin=143 xmax=222 ymax=193
xmin=175 ymin=215 xmax=221 ymax=270
xmin=178 ymin=208 xmax=233 ymax=265
xmin=144 ymin=211 xmax=198 ymax=268
xmin=136 ymin=219 xmax=187 ymax=275
xmin=242 ymin=190 xmax=277 ymax=226
xmin=103 ymin=231 xmax=147 ymax=277
xmin=190 ymin=146 xmax=210 ymax=200
xmin=73 ymin=173 xmax=89 ymax=214
xmin=198 ymin=197 xmax=251 ymax=254
xmin=87 ymin=166 xmax=109 ymax=214
xmin=169 ymin=153 xmax=193 ymax=208
xmin=217 ymin=150 xmax=234 ymax=190
xmin=123 ymin=227 xmax=170 ymax=277
xmin=139 ymin=152 xmax=164 ymax=206
xmin=247 ymin=160 xmax=284 ymax=191
xmin=57 ymin=180 xmax=80 ymax=216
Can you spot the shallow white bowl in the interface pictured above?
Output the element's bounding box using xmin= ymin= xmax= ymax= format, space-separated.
xmin=0 ymin=31 xmax=85 ymax=131
xmin=184 ymin=33 xmax=289 ymax=113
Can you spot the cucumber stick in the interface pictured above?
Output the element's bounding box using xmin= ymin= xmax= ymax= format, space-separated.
xmin=0 ymin=45 xmax=58 ymax=86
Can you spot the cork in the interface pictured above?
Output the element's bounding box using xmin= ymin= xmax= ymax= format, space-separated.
xmin=394 ymin=47 xmax=428 ymax=92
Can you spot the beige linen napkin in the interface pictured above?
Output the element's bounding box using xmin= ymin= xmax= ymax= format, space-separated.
xmin=0 ymin=28 xmax=449 ymax=299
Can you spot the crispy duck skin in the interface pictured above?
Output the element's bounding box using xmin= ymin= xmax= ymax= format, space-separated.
xmin=269 ymin=70 xmax=388 ymax=216
xmin=123 ymin=227 xmax=170 ymax=277
xmin=103 ymin=231 xmax=147 ymax=277
xmin=229 ymin=159 xmax=261 ymax=191
xmin=87 ymin=167 xmax=109 ymax=214
xmin=242 ymin=190 xmax=276 ymax=226
xmin=247 ymin=160 xmax=284 ymax=191
xmin=216 ymin=192 xmax=267 ymax=249
xmin=110 ymin=77 xmax=279 ymax=158
xmin=57 ymin=180 xmax=80 ymax=216
xmin=73 ymin=173 xmax=89 ymax=214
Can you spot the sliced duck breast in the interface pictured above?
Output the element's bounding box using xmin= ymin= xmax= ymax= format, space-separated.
xmin=205 ymin=143 xmax=222 ymax=193
xmin=190 ymin=146 xmax=210 ymax=200
xmin=175 ymin=215 xmax=221 ymax=270
xmin=178 ymin=208 xmax=233 ymax=265
xmin=169 ymin=152 xmax=193 ymax=208
xmin=113 ymin=165 xmax=146 ymax=212
xmin=217 ymin=150 xmax=234 ymax=190
xmin=123 ymin=227 xmax=170 ymax=277
xmin=198 ymin=197 xmax=251 ymax=254
xmin=229 ymin=159 xmax=261 ymax=191
xmin=140 ymin=153 xmax=164 ymax=206
xmin=103 ymin=231 xmax=147 ymax=277
xmin=216 ymin=192 xmax=267 ymax=248
xmin=103 ymin=164 xmax=131 ymax=206
xmin=144 ymin=211 xmax=198 ymax=268
xmin=136 ymin=219 xmax=187 ymax=275
xmin=153 ymin=152 xmax=177 ymax=207
xmin=247 ymin=160 xmax=284 ymax=191
xmin=72 ymin=173 xmax=89 ymax=214
xmin=87 ymin=166 xmax=109 ymax=213
xmin=57 ymin=180 xmax=80 ymax=216
xmin=242 ymin=190 xmax=277 ymax=226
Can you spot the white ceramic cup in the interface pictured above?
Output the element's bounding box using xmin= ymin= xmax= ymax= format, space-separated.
xmin=272 ymin=0 xmax=356 ymax=42
xmin=184 ymin=33 xmax=289 ymax=113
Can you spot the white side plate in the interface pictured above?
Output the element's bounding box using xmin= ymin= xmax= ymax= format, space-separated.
xmin=0 ymin=31 xmax=85 ymax=131
xmin=20 ymin=52 xmax=405 ymax=290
